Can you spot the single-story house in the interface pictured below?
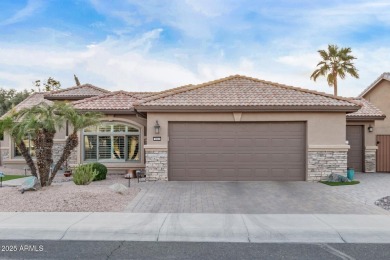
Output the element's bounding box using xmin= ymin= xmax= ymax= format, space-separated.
xmin=0 ymin=75 xmax=387 ymax=181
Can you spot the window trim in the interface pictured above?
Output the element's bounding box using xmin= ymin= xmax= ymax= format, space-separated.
xmin=82 ymin=122 xmax=142 ymax=163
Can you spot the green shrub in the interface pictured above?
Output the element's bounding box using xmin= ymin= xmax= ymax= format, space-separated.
xmin=73 ymin=164 xmax=98 ymax=185
xmin=90 ymin=162 xmax=108 ymax=181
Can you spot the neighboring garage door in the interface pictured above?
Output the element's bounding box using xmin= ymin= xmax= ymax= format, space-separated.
xmin=168 ymin=122 xmax=306 ymax=181
xmin=346 ymin=125 xmax=364 ymax=172
xmin=377 ymin=135 xmax=390 ymax=172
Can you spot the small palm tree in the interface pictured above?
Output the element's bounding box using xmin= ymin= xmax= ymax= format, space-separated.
xmin=0 ymin=102 xmax=101 ymax=186
xmin=310 ymin=44 xmax=359 ymax=96
xmin=50 ymin=107 xmax=101 ymax=184
xmin=0 ymin=113 xmax=38 ymax=177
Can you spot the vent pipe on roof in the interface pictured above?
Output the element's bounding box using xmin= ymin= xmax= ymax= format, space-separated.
xmin=74 ymin=74 xmax=81 ymax=86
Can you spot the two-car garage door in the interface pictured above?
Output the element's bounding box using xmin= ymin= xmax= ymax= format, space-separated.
xmin=168 ymin=122 xmax=306 ymax=181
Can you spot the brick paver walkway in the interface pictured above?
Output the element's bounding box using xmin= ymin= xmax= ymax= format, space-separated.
xmin=126 ymin=173 xmax=390 ymax=214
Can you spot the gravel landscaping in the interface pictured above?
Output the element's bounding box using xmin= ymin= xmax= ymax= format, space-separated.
xmin=0 ymin=174 xmax=140 ymax=212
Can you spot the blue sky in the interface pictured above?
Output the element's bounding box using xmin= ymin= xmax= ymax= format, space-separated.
xmin=0 ymin=0 xmax=389 ymax=96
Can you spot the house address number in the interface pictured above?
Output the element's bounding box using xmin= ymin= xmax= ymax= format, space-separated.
xmin=153 ymin=137 xmax=161 ymax=141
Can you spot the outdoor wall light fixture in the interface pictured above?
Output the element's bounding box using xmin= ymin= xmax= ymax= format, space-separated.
xmin=368 ymin=125 xmax=374 ymax=132
xmin=154 ymin=120 xmax=161 ymax=134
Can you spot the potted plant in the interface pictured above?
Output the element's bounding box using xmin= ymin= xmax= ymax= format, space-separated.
xmin=64 ymin=160 xmax=72 ymax=177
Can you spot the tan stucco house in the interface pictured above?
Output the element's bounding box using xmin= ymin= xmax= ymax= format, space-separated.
xmin=358 ymin=73 xmax=390 ymax=172
xmin=0 ymin=75 xmax=387 ymax=181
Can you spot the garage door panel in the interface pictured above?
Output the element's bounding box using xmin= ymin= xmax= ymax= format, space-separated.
xmin=237 ymin=153 xmax=253 ymax=162
xmin=169 ymin=122 xmax=306 ymax=181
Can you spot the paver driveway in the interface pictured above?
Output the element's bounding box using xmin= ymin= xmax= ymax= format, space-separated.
xmin=126 ymin=173 xmax=390 ymax=214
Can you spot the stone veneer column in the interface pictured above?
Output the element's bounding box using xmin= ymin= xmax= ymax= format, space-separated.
xmin=145 ymin=147 xmax=168 ymax=181
xmin=1 ymin=149 xmax=9 ymax=165
xmin=307 ymin=147 xmax=348 ymax=181
xmin=364 ymin=147 xmax=377 ymax=173
xmin=52 ymin=142 xmax=78 ymax=166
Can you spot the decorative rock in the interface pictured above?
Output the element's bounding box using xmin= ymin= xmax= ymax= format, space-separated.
xmin=19 ymin=176 xmax=40 ymax=194
xmin=326 ymin=173 xmax=351 ymax=182
xmin=375 ymin=196 xmax=390 ymax=211
xmin=109 ymin=183 xmax=128 ymax=194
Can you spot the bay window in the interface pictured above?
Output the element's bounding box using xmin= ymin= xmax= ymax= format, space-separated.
xmin=83 ymin=122 xmax=140 ymax=162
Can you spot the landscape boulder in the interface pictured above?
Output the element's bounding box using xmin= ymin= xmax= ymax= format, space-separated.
xmin=326 ymin=173 xmax=351 ymax=182
xmin=109 ymin=183 xmax=128 ymax=194
xmin=19 ymin=176 xmax=40 ymax=194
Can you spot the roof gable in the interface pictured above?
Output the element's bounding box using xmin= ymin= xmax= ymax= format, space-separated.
xmin=136 ymin=75 xmax=360 ymax=112
xmin=359 ymin=72 xmax=390 ymax=97
xmin=44 ymin=84 xmax=110 ymax=100
xmin=72 ymin=91 xmax=139 ymax=112
xmin=1 ymin=93 xmax=52 ymax=119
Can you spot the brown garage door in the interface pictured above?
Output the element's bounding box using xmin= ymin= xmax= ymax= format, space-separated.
xmin=377 ymin=135 xmax=390 ymax=172
xmin=168 ymin=122 xmax=306 ymax=181
xmin=346 ymin=125 xmax=364 ymax=172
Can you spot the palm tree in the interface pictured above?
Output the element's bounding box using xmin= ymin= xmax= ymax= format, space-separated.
xmin=1 ymin=102 xmax=101 ymax=186
xmin=310 ymin=44 xmax=359 ymax=96
xmin=0 ymin=113 xmax=38 ymax=177
xmin=49 ymin=107 xmax=101 ymax=184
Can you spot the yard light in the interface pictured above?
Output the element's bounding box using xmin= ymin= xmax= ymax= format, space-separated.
xmin=368 ymin=125 xmax=374 ymax=132
xmin=154 ymin=120 xmax=161 ymax=135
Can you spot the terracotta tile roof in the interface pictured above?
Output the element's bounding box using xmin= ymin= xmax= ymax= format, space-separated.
xmin=72 ymin=91 xmax=139 ymax=111
xmin=1 ymin=92 xmax=52 ymax=119
xmin=347 ymin=98 xmax=386 ymax=120
xmin=359 ymin=72 xmax=390 ymax=97
xmin=44 ymin=84 xmax=110 ymax=100
xmin=136 ymin=75 xmax=360 ymax=111
xmin=127 ymin=92 xmax=157 ymax=99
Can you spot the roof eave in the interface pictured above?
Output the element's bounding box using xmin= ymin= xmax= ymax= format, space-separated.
xmin=135 ymin=105 xmax=360 ymax=113
xmin=346 ymin=115 xmax=386 ymax=121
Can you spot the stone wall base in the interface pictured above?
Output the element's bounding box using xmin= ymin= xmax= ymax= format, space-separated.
xmin=365 ymin=149 xmax=376 ymax=173
xmin=145 ymin=149 xmax=168 ymax=181
xmin=308 ymin=151 xmax=347 ymax=181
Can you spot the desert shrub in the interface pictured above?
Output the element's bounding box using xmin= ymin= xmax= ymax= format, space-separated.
xmin=73 ymin=164 xmax=98 ymax=185
xmin=90 ymin=162 xmax=108 ymax=181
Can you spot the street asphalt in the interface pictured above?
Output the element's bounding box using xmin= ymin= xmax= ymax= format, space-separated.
xmin=1 ymin=240 xmax=390 ymax=259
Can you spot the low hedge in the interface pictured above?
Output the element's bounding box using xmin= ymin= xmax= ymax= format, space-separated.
xmin=90 ymin=162 xmax=108 ymax=181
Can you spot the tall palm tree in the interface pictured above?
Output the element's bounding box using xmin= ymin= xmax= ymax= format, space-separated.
xmin=1 ymin=102 xmax=101 ymax=186
xmin=310 ymin=44 xmax=359 ymax=96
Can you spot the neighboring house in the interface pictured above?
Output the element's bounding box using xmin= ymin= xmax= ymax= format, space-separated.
xmin=358 ymin=72 xmax=390 ymax=172
xmin=0 ymin=75 xmax=386 ymax=181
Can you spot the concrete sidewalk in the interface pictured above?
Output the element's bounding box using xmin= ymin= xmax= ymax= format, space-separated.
xmin=1 ymin=212 xmax=390 ymax=243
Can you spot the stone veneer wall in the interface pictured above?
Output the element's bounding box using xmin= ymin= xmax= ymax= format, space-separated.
xmin=364 ymin=149 xmax=376 ymax=173
xmin=145 ymin=149 xmax=168 ymax=180
xmin=308 ymin=151 xmax=348 ymax=181
xmin=1 ymin=149 xmax=9 ymax=165
xmin=52 ymin=142 xmax=78 ymax=167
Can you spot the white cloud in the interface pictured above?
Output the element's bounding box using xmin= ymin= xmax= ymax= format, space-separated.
xmin=0 ymin=0 xmax=44 ymax=26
